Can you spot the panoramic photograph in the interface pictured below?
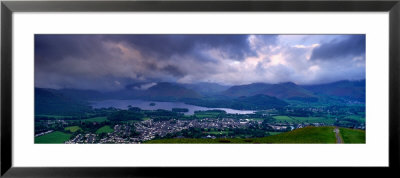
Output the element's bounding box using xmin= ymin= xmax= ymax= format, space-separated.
xmin=34 ymin=34 xmax=366 ymax=144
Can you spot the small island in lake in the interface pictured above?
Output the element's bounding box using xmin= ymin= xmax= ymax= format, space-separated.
xmin=149 ymin=103 xmax=156 ymax=106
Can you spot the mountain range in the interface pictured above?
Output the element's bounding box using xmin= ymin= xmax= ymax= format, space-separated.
xmin=302 ymin=80 xmax=366 ymax=102
xmin=223 ymin=82 xmax=318 ymax=102
xmin=35 ymin=80 xmax=365 ymax=115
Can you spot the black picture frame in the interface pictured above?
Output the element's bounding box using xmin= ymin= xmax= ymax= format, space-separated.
xmin=1 ymin=0 xmax=399 ymax=177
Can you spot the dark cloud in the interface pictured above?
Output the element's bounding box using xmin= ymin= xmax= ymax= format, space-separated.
xmin=35 ymin=35 xmax=106 ymax=64
xmin=34 ymin=34 xmax=364 ymax=90
xmin=310 ymin=35 xmax=365 ymax=61
xmin=35 ymin=34 xmax=262 ymax=90
xmin=102 ymin=34 xmax=263 ymax=61
xmin=161 ymin=65 xmax=186 ymax=77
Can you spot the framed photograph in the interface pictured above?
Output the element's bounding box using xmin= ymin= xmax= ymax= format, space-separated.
xmin=1 ymin=0 xmax=399 ymax=177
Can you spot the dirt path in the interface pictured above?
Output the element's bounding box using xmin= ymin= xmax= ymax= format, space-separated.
xmin=334 ymin=127 xmax=343 ymax=143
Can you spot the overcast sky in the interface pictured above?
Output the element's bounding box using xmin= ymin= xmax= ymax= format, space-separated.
xmin=35 ymin=34 xmax=365 ymax=91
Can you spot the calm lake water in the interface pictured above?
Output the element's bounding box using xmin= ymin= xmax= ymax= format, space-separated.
xmin=90 ymin=99 xmax=255 ymax=115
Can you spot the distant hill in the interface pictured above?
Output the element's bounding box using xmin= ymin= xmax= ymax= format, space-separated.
xmin=145 ymin=126 xmax=365 ymax=143
xmin=57 ymin=88 xmax=104 ymax=100
xmin=48 ymin=82 xmax=203 ymax=101
xmin=52 ymin=88 xmax=143 ymax=101
xmin=182 ymin=82 xmax=230 ymax=96
xmin=223 ymin=82 xmax=318 ymax=102
xmin=142 ymin=82 xmax=202 ymax=100
xmin=35 ymin=88 xmax=92 ymax=115
xmin=35 ymin=80 xmax=365 ymax=113
xmin=302 ymin=80 xmax=365 ymax=102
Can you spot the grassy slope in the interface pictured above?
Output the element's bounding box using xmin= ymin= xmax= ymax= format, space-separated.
xmin=253 ymin=126 xmax=336 ymax=143
xmin=64 ymin=126 xmax=82 ymax=133
xmin=95 ymin=125 xmax=114 ymax=134
xmin=35 ymin=131 xmax=72 ymax=144
xmin=145 ymin=126 xmax=337 ymax=144
xmin=339 ymin=128 xmax=366 ymax=143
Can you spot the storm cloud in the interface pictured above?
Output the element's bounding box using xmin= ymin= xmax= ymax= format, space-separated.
xmin=35 ymin=34 xmax=365 ymax=91
xmin=310 ymin=35 xmax=365 ymax=61
xmin=102 ymin=35 xmax=259 ymax=61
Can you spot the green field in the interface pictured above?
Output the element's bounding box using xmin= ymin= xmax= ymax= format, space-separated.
xmin=95 ymin=125 xmax=114 ymax=134
xmin=194 ymin=111 xmax=224 ymax=118
xmin=272 ymin=115 xmax=335 ymax=124
xmin=292 ymin=117 xmax=335 ymax=124
xmin=344 ymin=115 xmax=365 ymax=122
xmin=194 ymin=114 xmax=218 ymax=118
xmin=273 ymin=116 xmax=294 ymax=123
xmin=339 ymin=128 xmax=366 ymax=143
xmin=145 ymin=126 xmax=337 ymax=144
xmin=35 ymin=115 xmax=75 ymax=119
xmin=64 ymin=126 xmax=82 ymax=133
xmin=83 ymin=117 xmax=108 ymax=123
xmin=35 ymin=131 xmax=72 ymax=144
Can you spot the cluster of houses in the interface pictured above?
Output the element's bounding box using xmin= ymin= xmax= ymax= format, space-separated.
xmin=133 ymin=119 xmax=188 ymax=141
xmin=62 ymin=117 xmax=336 ymax=144
xmin=65 ymin=133 xmax=96 ymax=144
xmin=34 ymin=130 xmax=54 ymax=137
xmin=98 ymin=125 xmax=132 ymax=143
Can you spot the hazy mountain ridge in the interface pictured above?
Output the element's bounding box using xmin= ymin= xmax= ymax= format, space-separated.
xmin=35 ymin=88 xmax=92 ymax=115
xmin=181 ymin=82 xmax=230 ymax=96
xmin=222 ymin=82 xmax=318 ymax=102
xmin=35 ymin=80 xmax=365 ymax=114
xmin=142 ymin=82 xmax=202 ymax=100
xmin=302 ymin=80 xmax=366 ymax=102
xmin=36 ymin=80 xmax=365 ymax=103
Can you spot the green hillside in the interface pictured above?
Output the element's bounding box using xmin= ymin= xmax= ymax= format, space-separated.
xmin=339 ymin=128 xmax=366 ymax=143
xmin=145 ymin=126 xmax=365 ymax=144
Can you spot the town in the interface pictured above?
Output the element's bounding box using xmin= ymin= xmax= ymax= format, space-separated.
xmin=35 ymin=105 xmax=365 ymax=144
xmin=62 ymin=117 xmax=329 ymax=144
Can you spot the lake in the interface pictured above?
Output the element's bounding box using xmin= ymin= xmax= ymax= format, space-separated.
xmin=89 ymin=99 xmax=255 ymax=115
